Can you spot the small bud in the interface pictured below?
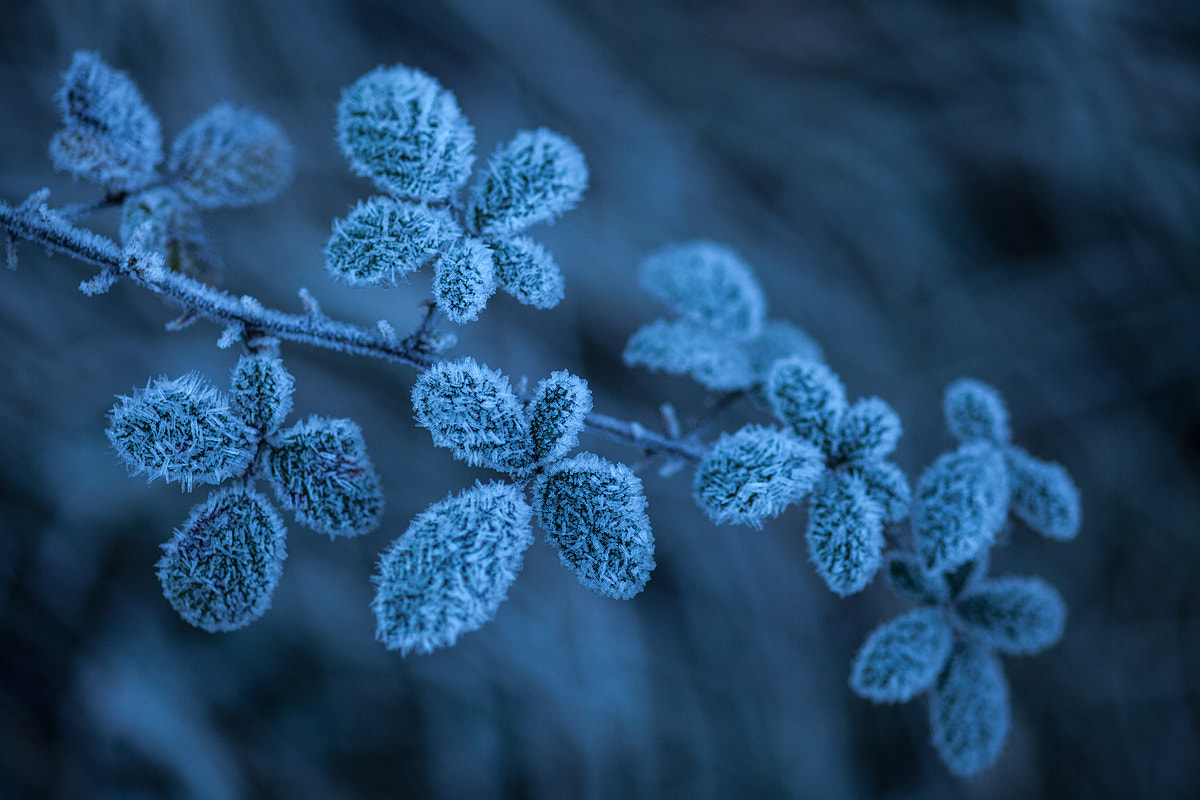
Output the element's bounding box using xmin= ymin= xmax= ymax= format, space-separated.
xmin=229 ymin=353 xmax=295 ymax=435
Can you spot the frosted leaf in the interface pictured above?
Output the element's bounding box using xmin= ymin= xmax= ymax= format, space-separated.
xmin=805 ymin=471 xmax=885 ymax=596
xmin=944 ymin=378 xmax=1010 ymax=445
xmin=847 ymin=460 xmax=911 ymax=523
xmin=229 ymin=353 xmax=294 ymax=435
xmin=157 ymin=487 xmax=286 ymax=632
xmin=850 ymin=608 xmax=954 ymax=703
xmin=830 ymin=397 xmax=902 ymax=464
xmin=265 ymin=416 xmax=383 ymax=538
xmin=324 ymin=196 xmax=461 ymax=287
xmin=120 ymin=186 xmax=223 ymax=284
xmin=623 ymin=318 xmax=756 ymax=391
xmin=746 ymin=320 xmax=824 ymax=378
xmin=1005 ymin=446 xmax=1081 ymax=541
xmin=637 ymin=241 xmax=766 ymax=337
xmin=535 ymin=453 xmax=655 ymax=599
xmin=766 ymin=357 xmax=847 ymax=449
xmin=528 ymin=371 xmax=592 ymax=463
xmin=411 ymin=357 xmax=531 ymax=474
xmin=693 ymin=425 xmax=824 ymax=528
xmin=372 ymin=482 xmax=534 ymax=655
xmin=912 ymin=442 xmax=1011 ymax=573
xmin=336 ymin=64 xmax=475 ymax=201
xmin=469 ymin=128 xmax=587 ymax=235
xmin=885 ymin=552 xmax=947 ymax=606
xmin=929 ymin=640 xmax=1011 ymax=776
xmin=50 ymin=51 xmax=161 ymax=191
xmin=432 ymin=237 xmax=496 ymax=324
xmin=955 ymin=576 xmax=1067 ymax=655
xmin=490 ymin=235 xmax=565 ymax=309
xmin=167 ymin=103 xmax=293 ymax=209
xmin=106 ymin=372 xmax=256 ymax=490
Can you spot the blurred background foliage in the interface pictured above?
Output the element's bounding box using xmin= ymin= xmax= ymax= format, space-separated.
xmin=1 ymin=0 xmax=1197 ymax=797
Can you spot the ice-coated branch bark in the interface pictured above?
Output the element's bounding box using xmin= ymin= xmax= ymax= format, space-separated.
xmin=0 ymin=194 xmax=436 ymax=368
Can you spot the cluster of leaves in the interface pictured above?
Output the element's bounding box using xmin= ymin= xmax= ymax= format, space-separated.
xmin=107 ymin=352 xmax=383 ymax=631
xmin=373 ymin=357 xmax=653 ymax=654
xmin=851 ymin=554 xmax=1067 ymax=775
xmin=52 ymin=52 xmax=293 ymax=283
xmin=623 ymin=242 xmax=823 ymax=391
xmin=623 ymin=247 xmax=1081 ymax=774
xmin=25 ymin=53 xmax=1087 ymax=780
xmin=326 ymin=64 xmax=588 ymax=323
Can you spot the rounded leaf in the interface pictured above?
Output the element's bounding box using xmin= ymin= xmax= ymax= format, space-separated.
xmin=157 ymin=487 xmax=287 ymax=632
xmin=623 ymin=318 xmax=756 ymax=391
xmin=490 ymin=235 xmax=565 ymax=309
xmin=528 ymin=370 xmax=592 ymax=463
xmin=912 ymin=442 xmax=1011 ymax=573
xmin=767 ymin=357 xmax=847 ymax=449
xmin=929 ymin=640 xmax=1011 ymax=776
xmin=805 ymin=471 xmax=885 ymax=596
xmin=229 ymin=353 xmax=294 ymax=435
xmin=411 ymin=357 xmax=531 ymax=474
xmin=637 ymin=241 xmax=766 ymax=337
xmin=1005 ymin=446 xmax=1081 ymax=541
xmin=325 ymin=196 xmax=461 ymax=287
xmin=265 ymin=415 xmax=383 ymax=537
xmin=535 ymin=453 xmax=655 ymax=599
xmin=372 ymin=482 xmax=534 ymax=655
xmin=168 ymin=103 xmax=293 ymax=209
xmin=106 ymin=372 xmax=257 ymax=490
xmin=432 ymin=237 xmax=497 ymax=324
xmin=336 ymin=64 xmax=475 ymax=201
xmin=850 ymin=608 xmax=954 ymax=703
xmin=830 ymin=397 xmax=902 ymax=464
xmin=693 ymin=425 xmax=824 ymax=528
xmin=50 ymin=51 xmax=161 ymax=191
xmin=955 ymin=576 xmax=1067 ymax=655
xmin=944 ymin=378 xmax=1010 ymax=445
xmin=469 ymin=128 xmax=587 ymax=235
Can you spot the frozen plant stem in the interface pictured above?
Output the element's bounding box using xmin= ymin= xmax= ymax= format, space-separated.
xmin=0 ymin=195 xmax=436 ymax=368
xmin=0 ymin=194 xmax=697 ymax=460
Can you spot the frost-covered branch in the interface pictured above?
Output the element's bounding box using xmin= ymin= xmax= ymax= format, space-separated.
xmin=0 ymin=195 xmax=437 ymax=368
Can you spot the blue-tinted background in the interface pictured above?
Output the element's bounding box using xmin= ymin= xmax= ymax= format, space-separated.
xmin=1 ymin=1 xmax=1197 ymax=797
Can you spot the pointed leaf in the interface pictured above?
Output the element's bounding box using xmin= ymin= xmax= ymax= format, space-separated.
xmin=432 ymin=237 xmax=496 ymax=323
xmin=766 ymin=356 xmax=847 ymax=449
xmin=528 ymin=370 xmax=592 ymax=463
xmin=265 ymin=415 xmax=383 ymax=537
xmin=955 ymin=576 xmax=1067 ymax=655
xmin=106 ymin=372 xmax=256 ymax=490
xmin=1005 ymin=446 xmax=1081 ymax=541
xmin=490 ymin=235 xmax=565 ymax=309
xmin=325 ymin=196 xmax=461 ymax=287
xmin=411 ymin=357 xmax=531 ymax=473
xmin=372 ymin=482 xmax=533 ymax=655
xmin=692 ymin=425 xmax=824 ymax=528
xmin=229 ymin=353 xmax=294 ymax=436
xmin=805 ymin=471 xmax=885 ymax=596
xmin=929 ymin=640 xmax=1011 ymax=776
xmin=535 ymin=453 xmax=655 ymax=599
